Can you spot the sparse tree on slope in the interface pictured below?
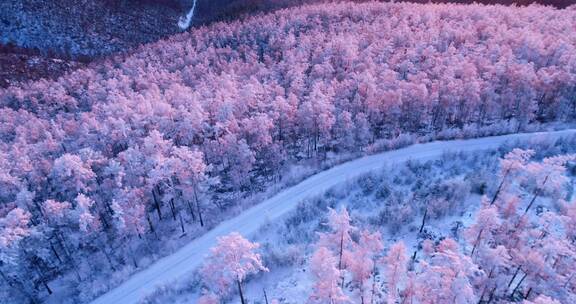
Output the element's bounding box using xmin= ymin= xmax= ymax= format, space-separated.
xmin=201 ymin=232 xmax=268 ymax=304
xmin=382 ymin=241 xmax=409 ymax=304
xmin=415 ymin=239 xmax=479 ymax=304
xmin=347 ymin=230 xmax=383 ymax=304
xmin=318 ymin=207 xmax=356 ymax=286
xmin=465 ymin=199 xmax=501 ymax=256
xmin=308 ymin=246 xmax=349 ymax=304
xmin=491 ymin=148 xmax=534 ymax=205
xmin=522 ymin=154 xmax=576 ymax=214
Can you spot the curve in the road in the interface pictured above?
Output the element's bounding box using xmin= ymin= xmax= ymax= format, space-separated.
xmin=90 ymin=129 xmax=576 ymax=304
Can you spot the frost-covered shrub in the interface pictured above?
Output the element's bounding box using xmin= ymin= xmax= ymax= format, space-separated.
xmin=368 ymin=133 xmax=418 ymax=154
xmin=262 ymin=243 xmax=305 ymax=268
xmin=374 ymin=183 xmax=392 ymax=201
xmin=357 ymin=173 xmax=378 ymax=195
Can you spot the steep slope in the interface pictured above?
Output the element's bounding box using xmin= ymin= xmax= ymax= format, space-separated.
xmin=0 ymin=0 xmax=183 ymax=59
xmin=0 ymin=45 xmax=85 ymax=88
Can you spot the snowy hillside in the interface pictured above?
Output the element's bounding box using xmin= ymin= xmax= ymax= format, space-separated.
xmin=94 ymin=131 xmax=576 ymax=304
xmin=1 ymin=1 xmax=576 ymax=304
xmin=144 ymin=134 xmax=576 ymax=304
xmin=0 ymin=0 xmax=574 ymax=59
xmin=0 ymin=0 xmax=573 ymax=86
xmin=0 ymin=0 xmax=183 ymax=59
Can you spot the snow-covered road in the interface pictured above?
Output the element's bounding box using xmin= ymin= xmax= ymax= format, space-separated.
xmin=90 ymin=129 xmax=576 ymax=304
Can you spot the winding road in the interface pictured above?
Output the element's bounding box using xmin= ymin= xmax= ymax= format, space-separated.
xmin=90 ymin=129 xmax=576 ymax=304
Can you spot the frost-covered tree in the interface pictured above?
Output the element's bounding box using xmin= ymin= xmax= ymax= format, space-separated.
xmin=308 ymin=246 xmax=348 ymax=304
xmin=171 ymin=146 xmax=212 ymax=227
xmin=466 ymin=199 xmax=501 ymax=256
xmin=491 ymin=149 xmax=535 ymax=204
xmin=0 ymin=208 xmax=32 ymax=249
xmin=318 ymin=207 xmax=356 ymax=284
xmin=0 ymin=207 xmax=40 ymax=301
xmin=201 ymin=232 xmax=268 ymax=303
xmin=382 ymin=241 xmax=409 ymax=304
xmin=50 ymin=153 xmax=96 ymax=198
xmin=415 ymin=239 xmax=479 ymax=304
xmin=522 ymin=154 xmax=576 ymax=213
xmin=347 ymin=230 xmax=383 ymax=303
xmin=74 ymin=194 xmax=101 ymax=233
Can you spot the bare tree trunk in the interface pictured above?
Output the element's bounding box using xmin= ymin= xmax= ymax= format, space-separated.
xmin=490 ymin=169 xmax=509 ymax=205
xmin=471 ymin=228 xmax=484 ymax=257
xmin=477 ymin=267 xmax=494 ymax=304
xmin=409 ymin=248 xmax=418 ymax=270
xmin=55 ymin=230 xmax=70 ymax=257
xmin=121 ymin=237 xmax=139 ymax=269
xmin=564 ymin=273 xmax=575 ymax=288
xmin=419 ymin=208 xmax=428 ymax=234
xmin=0 ymin=268 xmax=38 ymax=304
xmin=99 ymin=210 xmax=111 ymax=230
xmin=193 ymin=185 xmax=204 ymax=227
xmin=507 ymin=265 xmax=522 ymax=291
xmin=152 ymin=187 xmax=163 ymax=220
xmin=100 ymin=240 xmax=116 ymax=271
xmin=55 ymin=230 xmax=81 ymax=280
xmin=33 ymin=199 xmax=45 ymax=218
xmin=179 ymin=213 xmax=186 ymax=234
xmin=486 ymin=287 xmax=497 ymax=304
xmin=238 ymin=279 xmax=246 ymax=304
xmin=146 ymin=213 xmax=159 ymax=240
xmin=524 ymin=175 xmax=549 ymax=215
xmin=524 ymin=287 xmax=532 ymax=300
xmin=510 ymin=273 xmax=528 ymax=298
xmin=370 ymin=261 xmax=377 ymax=304
xmin=338 ymin=232 xmax=345 ymax=288
xmin=0 ymin=269 xmax=14 ymax=289
xmin=131 ymin=254 xmax=138 ymax=269
xmin=43 ymin=280 xmax=53 ymax=295
xmin=169 ymin=198 xmax=177 ymax=221
xmin=186 ymin=200 xmax=196 ymax=221
xmin=32 ymin=262 xmax=52 ymax=295
xmin=263 ymin=288 xmax=269 ymax=304
xmin=49 ymin=242 xmax=62 ymax=264
xmin=478 ymin=288 xmax=486 ymax=304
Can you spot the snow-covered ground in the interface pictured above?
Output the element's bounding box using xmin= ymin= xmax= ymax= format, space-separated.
xmin=90 ymin=129 xmax=576 ymax=304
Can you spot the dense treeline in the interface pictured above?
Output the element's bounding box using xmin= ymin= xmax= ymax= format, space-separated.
xmin=1 ymin=0 xmax=573 ymax=60
xmin=1 ymin=2 xmax=576 ymax=303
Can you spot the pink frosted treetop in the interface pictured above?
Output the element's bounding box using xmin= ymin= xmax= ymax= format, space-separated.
xmin=308 ymin=246 xmax=349 ymax=304
xmin=0 ymin=207 xmax=32 ymax=248
xmin=201 ymin=232 xmax=268 ymax=297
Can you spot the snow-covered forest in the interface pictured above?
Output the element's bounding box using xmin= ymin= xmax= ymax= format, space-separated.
xmin=1 ymin=1 xmax=576 ymax=303
xmin=144 ymin=135 xmax=576 ymax=303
